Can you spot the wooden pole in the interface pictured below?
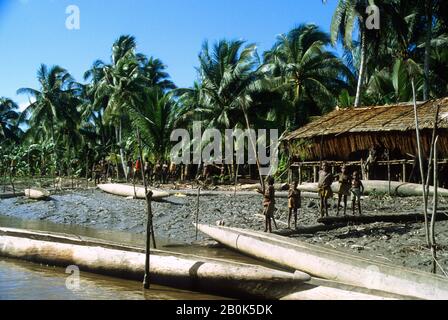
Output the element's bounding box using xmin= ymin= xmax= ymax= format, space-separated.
xmin=143 ymin=190 xmax=153 ymax=289
xmin=234 ymin=164 xmax=240 ymax=197
xmin=402 ymin=163 xmax=407 ymax=182
xmin=425 ymin=103 xmax=440 ymax=205
xmin=136 ymin=127 xmax=157 ymax=288
xmin=412 ymin=79 xmax=430 ymax=246
xmin=430 ymin=136 xmax=439 ymax=274
xmin=195 ymin=188 xmax=201 ymax=240
xmin=387 ymin=150 xmax=391 ymax=195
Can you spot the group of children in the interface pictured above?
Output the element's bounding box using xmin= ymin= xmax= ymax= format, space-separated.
xmin=260 ymin=162 xmax=365 ymax=233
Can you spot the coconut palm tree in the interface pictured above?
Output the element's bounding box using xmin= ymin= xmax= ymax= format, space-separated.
xmin=193 ymin=39 xmax=259 ymax=130
xmin=263 ymin=24 xmax=352 ymax=127
xmin=17 ymin=64 xmax=80 ymax=144
xmin=127 ymin=88 xmax=178 ymax=162
xmin=331 ymin=0 xmax=379 ymax=107
xmin=0 ymin=98 xmax=20 ymax=142
xmin=90 ymin=35 xmax=145 ymax=178
xmin=138 ymin=55 xmax=176 ymax=91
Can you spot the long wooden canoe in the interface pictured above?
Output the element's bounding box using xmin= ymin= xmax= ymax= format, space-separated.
xmin=0 ymin=227 xmax=311 ymax=300
xmin=318 ymin=212 xmax=448 ymax=226
xmin=98 ymin=184 xmax=170 ymax=200
xmin=0 ymin=192 xmax=25 ymax=199
xmin=24 ymin=188 xmax=50 ymax=200
xmin=196 ymin=224 xmax=448 ymax=300
xmin=297 ymin=180 xmax=448 ymax=197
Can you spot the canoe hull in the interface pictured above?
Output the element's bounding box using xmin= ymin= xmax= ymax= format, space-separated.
xmin=98 ymin=184 xmax=170 ymax=200
xmin=197 ymin=224 xmax=448 ymax=300
xmin=297 ymin=180 xmax=448 ymax=197
xmin=24 ymin=188 xmax=50 ymax=200
xmin=0 ymin=227 xmax=310 ymax=300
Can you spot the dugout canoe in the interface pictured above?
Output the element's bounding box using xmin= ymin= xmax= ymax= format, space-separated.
xmin=318 ymin=211 xmax=448 ymax=226
xmin=0 ymin=192 xmax=25 ymax=199
xmin=98 ymin=184 xmax=170 ymax=200
xmin=24 ymin=188 xmax=50 ymax=200
xmin=0 ymin=227 xmax=311 ymax=300
xmin=297 ymin=180 xmax=448 ymax=197
xmin=196 ymin=224 xmax=448 ymax=300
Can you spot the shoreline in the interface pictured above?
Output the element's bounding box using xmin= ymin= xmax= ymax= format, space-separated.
xmin=1 ymin=186 xmax=447 ymax=275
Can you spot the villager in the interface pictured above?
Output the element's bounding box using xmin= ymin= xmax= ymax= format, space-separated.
xmin=288 ymin=181 xmax=301 ymax=229
xmin=126 ymin=158 xmax=133 ymax=182
xmin=162 ymin=161 xmax=169 ymax=184
xmin=337 ymin=165 xmax=351 ymax=216
xmin=154 ymin=161 xmax=162 ymax=184
xmin=144 ymin=158 xmax=153 ymax=184
xmin=257 ymin=176 xmax=275 ymax=233
xmin=318 ymin=162 xmax=333 ymax=218
xmin=94 ymin=162 xmax=103 ymax=185
xmin=351 ymin=171 xmax=365 ymax=216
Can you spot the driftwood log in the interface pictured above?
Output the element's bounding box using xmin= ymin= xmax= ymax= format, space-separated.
xmin=317 ymin=211 xmax=448 ymax=226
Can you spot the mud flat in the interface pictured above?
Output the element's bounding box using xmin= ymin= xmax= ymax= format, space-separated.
xmin=1 ymin=189 xmax=447 ymax=274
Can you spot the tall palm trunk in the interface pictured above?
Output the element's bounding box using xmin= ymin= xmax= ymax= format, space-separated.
xmin=116 ymin=119 xmax=127 ymax=180
xmin=424 ymin=0 xmax=432 ymax=101
xmin=354 ymin=25 xmax=367 ymax=108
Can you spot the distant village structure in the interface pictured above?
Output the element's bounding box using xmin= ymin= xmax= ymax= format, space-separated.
xmin=283 ymin=98 xmax=448 ymax=188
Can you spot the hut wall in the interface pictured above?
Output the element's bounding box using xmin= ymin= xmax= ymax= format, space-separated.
xmin=299 ymin=130 xmax=448 ymax=161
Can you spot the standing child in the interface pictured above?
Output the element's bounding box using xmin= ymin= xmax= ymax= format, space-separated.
xmin=351 ymin=171 xmax=365 ymax=216
xmin=337 ymin=165 xmax=351 ymax=216
xmin=318 ymin=162 xmax=334 ymax=218
xmin=288 ymin=181 xmax=301 ymax=229
xmin=258 ymin=176 xmax=276 ymax=233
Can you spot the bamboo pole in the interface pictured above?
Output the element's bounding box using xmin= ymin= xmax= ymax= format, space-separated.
xmin=412 ymin=79 xmax=430 ymax=246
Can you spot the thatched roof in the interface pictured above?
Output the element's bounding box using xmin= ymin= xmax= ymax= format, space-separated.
xmin=284 ymin=98 xmax=448 ymax=142
xmin=283 ymin=98 xmax=448 ymax=161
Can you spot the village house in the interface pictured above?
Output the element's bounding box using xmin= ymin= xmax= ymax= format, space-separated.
xmin=283 ymin=98 xmax=448 ymax=188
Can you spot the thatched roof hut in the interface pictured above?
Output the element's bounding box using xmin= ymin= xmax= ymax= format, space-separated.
xmin=283 ymin=98 xmax=448 ymax=161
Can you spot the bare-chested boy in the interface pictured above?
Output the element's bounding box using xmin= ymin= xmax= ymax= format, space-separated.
xmin=318 ymin=162 xmax=334 ymax=218
xmin=351 ymin=171 xmax=365 ymax=216
xmin=288 ymin=181 xmax=301 ymax=229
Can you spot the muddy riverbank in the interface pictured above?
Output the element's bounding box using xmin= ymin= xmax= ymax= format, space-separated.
xmin=1 ymin=188 xmax=447 ymax=275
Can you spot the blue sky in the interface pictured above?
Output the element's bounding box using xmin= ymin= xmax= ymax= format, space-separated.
xmin=0 ymin=0 xmax=338 ymax=109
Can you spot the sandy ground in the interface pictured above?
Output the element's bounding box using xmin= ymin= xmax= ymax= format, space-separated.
xmin=1 ymin=185 xmax=448 ymax=275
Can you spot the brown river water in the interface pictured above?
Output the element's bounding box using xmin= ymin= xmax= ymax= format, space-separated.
xmin=0 ymin=214 xmax=264 ymax=300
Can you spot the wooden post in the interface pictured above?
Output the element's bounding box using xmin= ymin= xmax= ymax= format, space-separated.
xmin=195 ymin=188 xmax=201 ymax=240
xmin=387 ymin=151 xmax=391 ymax=195
xmin=431 ymin=136 xmax=439 ymax=274
xmin=412 ymin=79 xmax=430 ymax=246
xmin=136 ymin=127 xmax=157 ymax=289
xmin=143 ymin=190 xmax=153 ymax=289
xmin=234 ymin=164 xmax=239 ymax=197
xmin=298 ymin=165 xmax=302 ymax=185
xmin=313 ymin=166 xmax=318 ymax=183
xmin=402 ymin=163 xmax=407 ymax=182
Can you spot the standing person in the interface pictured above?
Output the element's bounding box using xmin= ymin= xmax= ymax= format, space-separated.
xmin=94 ymin=161 xmax=103 ymax=185
xmin=351 ymin=171 xmax=365 ymax=216
xmin=134 ymin=157 xmax=142 ymax=183
xmin=288 ymin=181 xmax=301 ymax=229
xmin=126 ymin=158 xmax=133 ymax=182
xmin=162 ymin=161 xmax=169 ymax=184
xmin=144 ymin=158 xmax=153 ymax=184
xmin=318 ymin=162 xmax=334 ymax=218
xmin=257 ymin=176 xmax=276 ymax=233
xmin=337 ymin=165 xmax=351 ymax=216
xmin=154 ymin=161 xmax=162 ymax=184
